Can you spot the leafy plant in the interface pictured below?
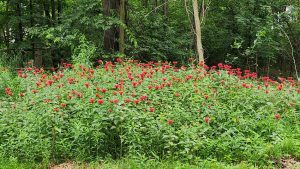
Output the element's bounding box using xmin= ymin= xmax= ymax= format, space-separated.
xmin=0 ymin=60 xmax=299 ymax=167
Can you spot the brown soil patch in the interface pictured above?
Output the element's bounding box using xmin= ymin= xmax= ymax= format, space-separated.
xmin=281 ymin=158 xmax=300 ymax=169
xmin=49 ymin=162 xmax=76 ymax=169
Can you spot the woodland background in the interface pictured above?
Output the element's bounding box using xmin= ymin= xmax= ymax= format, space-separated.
xmin=0 ymin=0 xmax=300 ymax=77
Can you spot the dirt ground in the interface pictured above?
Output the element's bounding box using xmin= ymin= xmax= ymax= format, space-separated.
xmin=281 ymin=158 xmax=300 ymax=169
xmin=49 ymin=158 xmax=300 ymax=169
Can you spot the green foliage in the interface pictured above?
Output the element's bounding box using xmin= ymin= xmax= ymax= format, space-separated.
xmin=127 ymin=1 xmax=194 ymax=63
xmin=1 ymin=0 xmax=300 ymax=76
xmin=0 ymin=61 xmax=299 ymax=167
xmin=0 ymin=157 xmax=39 ymax=169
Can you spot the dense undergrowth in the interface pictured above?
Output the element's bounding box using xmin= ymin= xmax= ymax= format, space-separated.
xmin=0 ymin=60 xmax=299 ymax=167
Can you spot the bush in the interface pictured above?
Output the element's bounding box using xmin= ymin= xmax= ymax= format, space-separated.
xmin=0 ymin=60 xmax=299 ymax=166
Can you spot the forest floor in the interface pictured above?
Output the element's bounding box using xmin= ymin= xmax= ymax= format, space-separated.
xmin=2 ymin=157 xmax=300 ymax=169
xmin=35 ymin=158 xmax=300 ymax=169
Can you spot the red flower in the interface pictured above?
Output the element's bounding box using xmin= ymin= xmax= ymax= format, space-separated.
xmin=97 ymin=60 xmax=103 ymax=64
xmin=54 ymin=107 xmax=59 ymax=112
xmin=277 ymin=84 xmax=283 ymax=90
xmin=125 ymin=98 xmax=131 ymax=103
xmin=77 ymin=92 xmax=83 ymax=98
xmin=89 ymin=98 xmax=95 ymax=104
xmin=84 ymin=82 xmax=90 ymax=88
xmin=274 ymin=114 xmax=281 ymax=120
xmin=5 ymin=88 xmax=13 ymax=96
xmin=19 ymin=93 xmax=25 ymax=97
xmin=204 ymin=95 xmax=209 ymax=100
xmin=140 ymin=95 xmax=148 ymax=101
xmin=167 ymin=119 xmax=174 ymax=125
xmin=46 ymin=80 xmax=54 ymax=86
xmin=134 ymin=99 xmax=140 ymax=104
xmin=60 ymin=103 xmax=66 ymax=107
xmin=185 ymin=75 xmax=192 ymax=81
xmin=217 ymin=63 xmax=223 ymax=68
xmin=204 ymin=117 xmax=210 ymax=123
xmin=264 ymin=83 xmax=269 ymax=88
xmin=110 ymin=99 xmax=118 ymax=104
xmin=68 ymin=78 xmax=75 ymax=84
xmin=149 ymin=107 xmax=155 ymax=112
xmin=95 ymin=93 xmax=101 ymax=98
xmin=36 ymin=81 xmax=41 ymax=87
xmin=115 ymin=57 xmax=122 ymax=63
xmin=174 ymin=93 xmax=180 ymax=97
xmin=101 ymin=88 xmax=108 ymax=93
xmin=53 ymin=75 xmax=59 ymax=81
xmin=98 ymin=99 xmax=104 ymax=105
xmin=6 ymin=91 xmax=12 ymax=96
xmin=32 ymin=89 xmax=38 ymax=94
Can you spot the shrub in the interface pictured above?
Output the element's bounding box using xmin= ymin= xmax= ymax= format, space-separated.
xmin=0 ymin=60 xmax=299 ymax=165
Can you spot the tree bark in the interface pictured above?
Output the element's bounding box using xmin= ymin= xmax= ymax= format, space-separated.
xmin=4 ymin=2 xmax=10 ymax=48
xmin=163 ymin=0 xmax=168 ymax=17
xmin=192 ymin=0 xmax=204 ymax=63
xmin=16 ymin=1 xmax=23 ymax=42
xmin=51 ymin=0 xmax=56 ymax=22
xmin=154 ymin=0 xmax=158 ymax=13
xmin=103 ymin=0 xmax=119 ymax=53
xmin=34 ymin=49 xmax=43 ymax=68
xmin=30 ymin=0 xmax=37 ymax=66
xmin=142 ymin=0 xmax=148 ymax=7
xmin=44 ymin=0 xmax=51 ymax=24
xmin=119 ymin=0 xmax=126 ymax=54
xmin=58 ymin=0 xmax=62 ymax=23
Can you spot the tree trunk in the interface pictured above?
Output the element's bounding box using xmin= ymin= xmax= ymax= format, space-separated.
xmin=34 ymin=49 xmax=43 ymax=68
xmin=30 ymin=0 xmax=37 ymax=66
xmin=142 ymin=0 xmax=148 ymax=7
xmin=44 ymin=0 xmax=51 ymax=24
xmin=154 ymin=0 xmax=158 ymax=13
xmin=58 ymin=0 xmax=62 ymax=23
xmin=4 ymin=3 xmax=10 ymax=48
xmin=51 ymin=0 xmax=56 ymax=22
xmin=16 ymin=2 xmax=23 ymax=42
xmin=119 ymin=0 xmax=126 ymax=54
xmin=163 ymin=0 xmax=168 ymax=17
xmin=192 ymin=0 xmax=204 ymax=63
xmin=103 ymin=0 xmax=119 ymax=53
